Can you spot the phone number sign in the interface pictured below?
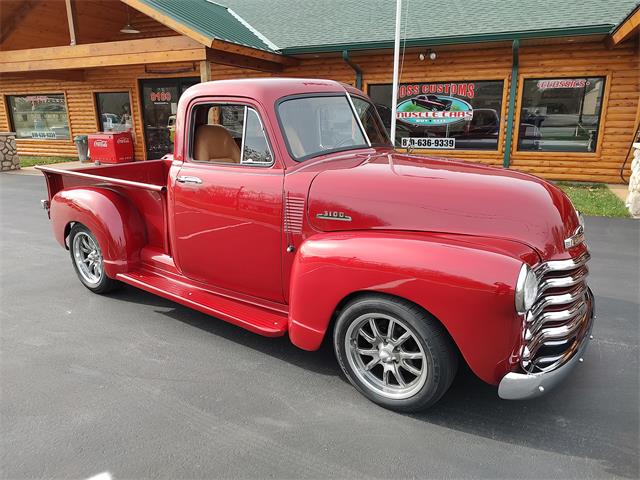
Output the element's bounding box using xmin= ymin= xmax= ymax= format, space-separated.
xmin=401 ymin=137 xmax=455 ymax=149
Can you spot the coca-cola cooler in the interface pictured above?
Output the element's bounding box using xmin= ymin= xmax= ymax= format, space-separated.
xmin=88 ymin=131 xmax=134 ymax=164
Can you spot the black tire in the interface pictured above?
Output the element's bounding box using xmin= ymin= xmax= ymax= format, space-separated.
xmin=333 ymin=294 xmax=458 ymax=412
xmin=68 ymin=224 xmax=121 ymax=294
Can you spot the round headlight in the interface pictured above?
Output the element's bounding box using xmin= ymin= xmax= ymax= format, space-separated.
xmin=515 ymin=264 xmax=539 ymax=314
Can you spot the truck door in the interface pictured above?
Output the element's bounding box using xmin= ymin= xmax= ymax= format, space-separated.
xmin=172 ymin=101 xmax=285 ymax=303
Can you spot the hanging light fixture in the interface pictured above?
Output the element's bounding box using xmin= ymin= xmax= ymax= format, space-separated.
xmin=120 ymin=6 xmax=140 ymax=34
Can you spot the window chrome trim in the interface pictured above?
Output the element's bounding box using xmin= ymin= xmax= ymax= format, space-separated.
xmin=186 ymin=100 xmax=275 ymax=168
xmin=239 ymin=106 xmax=248 ymax=163
xmin=240 ymin=106 xmax=275 ymax=166
xmin=346 ymin=92 xmax=371 ymax=147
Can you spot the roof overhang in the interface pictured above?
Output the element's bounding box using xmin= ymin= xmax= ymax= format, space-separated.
xmin=608 ymin=6 xmax=640 ymax=46
xmin=121 ymin=0 xmax=295 ymax=66
xmin=0 ymin=35 xmax=206 ymax=73
xmin=281 ymin=24 xmax=616 ymax=55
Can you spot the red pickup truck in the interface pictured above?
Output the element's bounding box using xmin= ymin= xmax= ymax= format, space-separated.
xmin=38 ymin=78 xmax=594 ymax=412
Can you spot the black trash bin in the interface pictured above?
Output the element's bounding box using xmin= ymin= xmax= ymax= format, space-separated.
xmin=73 ymin=135 xmax=89 ymax=163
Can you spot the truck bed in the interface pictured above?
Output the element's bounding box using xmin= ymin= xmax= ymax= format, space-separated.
xmin=37 ymin=159 xmax=172 ymax=193
xmin=37 ymin=160 xmax=172 ymax=252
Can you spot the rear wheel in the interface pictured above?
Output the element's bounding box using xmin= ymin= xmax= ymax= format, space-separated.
xmin=69 ymin=224 xmax=120 ymax=294
xmin=334 ymin=295 xmax=458 ymax=412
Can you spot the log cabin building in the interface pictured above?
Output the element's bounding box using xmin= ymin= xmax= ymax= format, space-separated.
xmin=1 ymin=0 xmax=638 ymax=183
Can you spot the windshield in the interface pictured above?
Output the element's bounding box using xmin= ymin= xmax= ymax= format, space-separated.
xmin=278 ymin=94 xmax=391 ymax=161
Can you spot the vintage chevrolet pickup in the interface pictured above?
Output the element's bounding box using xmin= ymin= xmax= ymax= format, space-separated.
xmin=38 ymin=78 xmax=594 ymax=412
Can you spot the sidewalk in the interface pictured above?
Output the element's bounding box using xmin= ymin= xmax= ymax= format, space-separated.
xmin=607 ymin=184 xmax=629 ymax=203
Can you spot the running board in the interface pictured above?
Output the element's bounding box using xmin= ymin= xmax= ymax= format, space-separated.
xmin=117 ymin=269 xmax=288 ymax=337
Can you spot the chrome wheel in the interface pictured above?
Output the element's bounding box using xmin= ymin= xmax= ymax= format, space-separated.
xmin=72 ymin=231 xmax=103 ymax=286
xmin=345 ymin=313 xmax=428 ymax=400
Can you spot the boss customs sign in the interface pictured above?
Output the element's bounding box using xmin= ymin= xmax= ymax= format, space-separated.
xmin=395 ymin=82 xmax=476 ymax=149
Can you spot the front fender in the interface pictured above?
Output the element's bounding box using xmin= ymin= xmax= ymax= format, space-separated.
xmin=50 ymin=187 xmax=146 ymax=277
xmin=288 ymin=230 xmax=538 ymax=385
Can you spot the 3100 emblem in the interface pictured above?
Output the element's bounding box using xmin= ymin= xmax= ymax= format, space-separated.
xmin=316 ymin=211 xmax=352 ymax=221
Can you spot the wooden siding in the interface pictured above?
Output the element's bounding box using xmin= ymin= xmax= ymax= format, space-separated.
xmin=353 ymin=40 xmax=639 ymax=183
xmin=512 ymin=40 xmax=639 ymax=182
xmin=1 ymin=38 xmax=637 ymax=183
xmin=0 ymin=61 xmax=201 ymax=159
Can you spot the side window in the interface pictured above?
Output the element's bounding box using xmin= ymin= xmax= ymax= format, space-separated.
xmin=242 ymin=108 xmax=273 ymax=165
xmin=190 ymin=103 xmax=272 ymax=166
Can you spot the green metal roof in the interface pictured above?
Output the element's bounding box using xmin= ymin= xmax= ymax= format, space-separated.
xmin=137 ymin=0 xmax=277 ymax=51
xmin=136 ymin=0 xmax=639 ymax=55
xmin=219 ymin=0 xmax=639 ymax=53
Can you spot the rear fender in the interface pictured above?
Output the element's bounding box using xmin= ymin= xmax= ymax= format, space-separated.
xmin=50 ymin=187 xmax=146 ymax=277
xmin=288 ymin=231 xmax=537 ymax=385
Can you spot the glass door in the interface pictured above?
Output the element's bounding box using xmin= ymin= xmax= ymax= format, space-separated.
xmin=140 ymin=78 xmax=198 ymax=159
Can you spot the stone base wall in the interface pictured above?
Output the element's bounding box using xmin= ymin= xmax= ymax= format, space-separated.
xmin=0 ymin=133 xmax=20 ymax=171
xmin=627 ymin=143 xmax=640 ymax=218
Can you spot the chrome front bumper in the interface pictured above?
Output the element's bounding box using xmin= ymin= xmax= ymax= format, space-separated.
xmin=498 ymin=289 xmax=595 ymax=400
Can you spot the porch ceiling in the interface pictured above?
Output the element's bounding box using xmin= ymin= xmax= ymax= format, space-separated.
xmin=0 ymin=0 xmax=178 ymax=51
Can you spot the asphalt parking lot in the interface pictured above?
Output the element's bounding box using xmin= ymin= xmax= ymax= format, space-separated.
xmin=1 ymin=172 xmax=638 ymax=479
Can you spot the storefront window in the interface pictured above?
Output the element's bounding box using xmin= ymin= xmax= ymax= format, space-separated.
xmin=95 ymin=92 xmax=132 ymax=132
xmin=369 ymin=80 xmax=504 ymax=150
xmin=518 ymin=77 xmax=605 ymax=152
xmin=140 ymin=78 xmax=198 ymax=159
xmin=7 ymin=94 xmax=70 ymax=140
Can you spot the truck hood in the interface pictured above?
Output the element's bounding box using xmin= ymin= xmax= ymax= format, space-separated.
xmin=307 ymin=151 xmax=580 ymax=259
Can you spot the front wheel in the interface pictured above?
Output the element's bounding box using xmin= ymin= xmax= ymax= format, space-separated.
xmin=334 ymin=295 xmax=458 ymax=412
xmin=69 ymin=224 xmax=120 ymax=294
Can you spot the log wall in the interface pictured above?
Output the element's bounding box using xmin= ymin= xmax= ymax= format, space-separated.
xmin=0 ymin=37 xmax=637 ymax=183
xmin=0 ymin=62 xmax=201 ymax=160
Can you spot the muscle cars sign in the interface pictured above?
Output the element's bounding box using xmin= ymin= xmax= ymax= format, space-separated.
xmin=368 ymin=80 xmax=504 ymax=151
xmin=396 ymin=82 xmax=475 ymax=127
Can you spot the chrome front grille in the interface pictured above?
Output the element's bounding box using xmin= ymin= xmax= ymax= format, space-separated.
xmin=521 ymin=251 xmax=593 ymax=374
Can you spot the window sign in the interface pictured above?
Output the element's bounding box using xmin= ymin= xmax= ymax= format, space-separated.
xmin=368 ymin=81 xmax=504 ymax=150
xmin=7 ymin=94 xmax=70 ymax=140
xmin=518 ymin=77 xmax=605 ymax=152
xmin=95 ymin=92 xmax=132 ymax=133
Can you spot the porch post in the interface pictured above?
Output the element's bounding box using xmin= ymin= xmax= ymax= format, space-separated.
xmin=200 ymin=60 xmax=212 ymax=82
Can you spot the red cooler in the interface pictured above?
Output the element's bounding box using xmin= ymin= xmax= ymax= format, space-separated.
xmin=88 ymin=131 xmax=134 ymax=164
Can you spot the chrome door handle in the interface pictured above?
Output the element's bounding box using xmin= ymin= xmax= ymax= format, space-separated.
xmin=176 ymin=175 xmax=202 ymax=184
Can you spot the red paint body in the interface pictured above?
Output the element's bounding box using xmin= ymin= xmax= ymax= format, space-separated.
xmin=38 ymin=78 xmax=584 ymax=386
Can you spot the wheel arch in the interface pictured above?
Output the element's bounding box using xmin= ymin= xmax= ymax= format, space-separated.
xmin=50 ymin=187 xmax=146 ymax=277
xmin=287 ymin=230 xmax=529 ymax=385
xmin=329 ymin=290 xmax=461 ymax=356
xmin=62 ymin=221 xmax=76 ymax=249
